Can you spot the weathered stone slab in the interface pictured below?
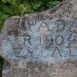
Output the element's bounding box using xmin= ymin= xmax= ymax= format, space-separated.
xmin=1 ymin=0 xmax=77 ymax=77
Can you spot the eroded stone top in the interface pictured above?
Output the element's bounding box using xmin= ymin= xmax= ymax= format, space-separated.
xmin=0 ymin=0 xmax=77 ymax=64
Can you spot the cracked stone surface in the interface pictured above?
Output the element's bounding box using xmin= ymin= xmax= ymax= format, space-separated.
xmin=1 ymin=0 xmax=77 ymax=77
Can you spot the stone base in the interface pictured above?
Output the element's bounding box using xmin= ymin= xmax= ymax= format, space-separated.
xmin=2 ymin=61 xmax=77 ymax=77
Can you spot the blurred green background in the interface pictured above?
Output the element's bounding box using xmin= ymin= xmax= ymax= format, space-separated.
xmin=0 ymin=0 xmax=62 ymax=77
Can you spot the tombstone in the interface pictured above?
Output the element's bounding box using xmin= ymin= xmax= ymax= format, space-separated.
xmin=1 ymin=0 xmax=77 ymax=77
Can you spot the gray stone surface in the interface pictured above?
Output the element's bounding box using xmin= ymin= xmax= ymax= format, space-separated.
xmin=1 ymin=0 xmax=77 ymax=77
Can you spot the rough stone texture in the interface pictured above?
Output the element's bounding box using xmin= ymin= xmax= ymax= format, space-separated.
xmin=1 ymin=0 xmax=77 ymax=77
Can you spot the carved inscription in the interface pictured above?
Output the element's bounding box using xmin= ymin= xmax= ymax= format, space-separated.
xmin=3 ymin=18 xmax=77 ymax=62
xmin=45 ymin=35 xmax=53 ymax=46
xmin=57 ymin=20 xmax=65 ymax=32
xmin=55 ymin=35 xmax=64 ymax=45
